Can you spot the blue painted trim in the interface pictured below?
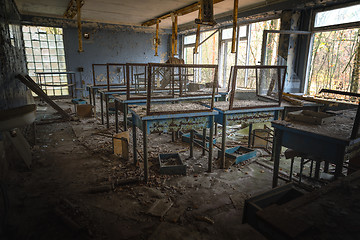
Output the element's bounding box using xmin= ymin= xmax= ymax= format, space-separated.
xmin=271 ymin=121 xmax=351 ymax=146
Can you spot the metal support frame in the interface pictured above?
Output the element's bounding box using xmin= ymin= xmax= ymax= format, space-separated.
xmin=146 ymin=63 xmax=218 ymax=115
xmin=76 ymin=0 xmax=83 ymax=52
xmin=229 ymin=65 xmax=287 ymax=110
xmin=231 ymin=0 xmax=238 ymax=53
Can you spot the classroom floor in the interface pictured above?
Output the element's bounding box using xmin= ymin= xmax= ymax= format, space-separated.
xmin=2 ymin=98 xmax=332 ymax=240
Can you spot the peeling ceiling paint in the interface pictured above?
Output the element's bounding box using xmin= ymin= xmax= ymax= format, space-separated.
xmin=15 ymin=0 xmax=269 ymax=29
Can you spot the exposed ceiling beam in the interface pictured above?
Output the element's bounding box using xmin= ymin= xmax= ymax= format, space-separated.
xmin=141 ymin=0 xmax=224 ymax=27
xmin=64 ymin=0 xmax=84 ymax=19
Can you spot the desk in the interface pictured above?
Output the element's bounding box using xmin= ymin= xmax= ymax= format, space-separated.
xmin=271 ymin=109 xmax=360 ymax=188
xmin=211 ymin=100 xmax=283 ymax=169
xmin=129 ymin=103 xmax=218 ymax=182
xmin=113 ymin=94 xmax=224 ymax=133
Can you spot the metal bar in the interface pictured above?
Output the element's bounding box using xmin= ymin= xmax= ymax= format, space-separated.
xmin=190 ymin=130 xmax=194 ymax=158
xmin=272 ymin=128 xmax=283 ymax=188
xmin=289 ymin=158 xmax=294 ymax=181
xmin=194 ymin=7 xmax=201 ymax=54
xmin=148 ymin=63 xmax=218 ymax=68
xmin=221 ymin=114 xmax=226 ymax=169
xmin=299 ymin=158 xmax=304 ymax=183
xmin=18 ymin=75 xmax=71 ymax=120
xmin=124 ymin=103 xmax=128 ymax=131
xmin=76 ymin=0 xmax=83 ymax=52
xmin=115 ymin=100 xmax=119 ymax=133
xmin=319 ymin=88 xmax=360 ymax=98
xmin=231 ymin=0 xmax=238 ymax=53
xmin=309 ymin=160 xmax=314 ymax=178
xmin=132 ymin=115 xmax=137 ymax=165
xmin=106 ymin=95 xmax=110 ymax=128
xmin=88 ymin=86 xmax=92 ymax=104
xmin=248 ymin=123 xmax=253 ymax=148
xmin=208 ymin=115 xmax=214 ymax=172
xmin=229 ymin=65 xmax=237 ymax=110
xmin=106 ymin=64 xmax=110 ymax=91
xmin=202 ymin=128 xmax=206 ymax=156
xmin=155 ymin=19 xmax=159 ymax=56
xmin=197 ymin=29 xmax=219 ymax=49
xmin=100 ymin=92 xmax=104 ymax=124
xmin=143 ymin=121 xmax=148 ymax=182
xmin=146 ymin=65 xmax=152 ymax=116
xmin=175 ymin=15 xmax=178 ymax=55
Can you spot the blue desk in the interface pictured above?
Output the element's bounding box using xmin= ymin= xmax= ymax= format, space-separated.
xmin=271 ymin=111 xmax=360 ymax=187
xmin=217 ymin=107 xmax=282 ymax=169
xmin=129 ymin=104 xmax=218 ymax=182
xmin=113 ymin=94 xmax=225 ymax=132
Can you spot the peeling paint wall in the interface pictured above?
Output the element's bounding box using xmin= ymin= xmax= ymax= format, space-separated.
xmin=0 ymin=0 xmax=27 ymax=110
xmin=63 ymin=25 xmax=170 ymax=95
xmin=21 ymin=15 xmax=171 ymax=97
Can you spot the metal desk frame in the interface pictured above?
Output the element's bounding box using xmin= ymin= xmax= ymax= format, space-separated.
xmin=215 ymin=106 xmax=283 ymax=169
xmin=130 ymin=109 xmax=218 ymax=182
xmin=271 ymin=121 xmax=359 ymax=188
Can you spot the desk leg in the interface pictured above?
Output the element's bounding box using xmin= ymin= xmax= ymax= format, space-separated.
xmin=215 ymin=122 xmax=218 ymax=137
xmin=272 ymin=128 xmax=283 ymax=188
xmin=221 ymin=115 xmax=227 ymax=169
xmin=105 ymin=95 xmax=110 ymax=129
xmin=190 ymin=130 xmax=194 ymax=158
xmin=208 ymin=115 xmax=214 ymax=173
xmin=89 ymin=88 xmax=92 ymax=105
xmin=124 ymin=104 xmax=128 ymax=131
xmin=100 ymin=93 xmax=104 ymax=125
xmin=334 ymin=147 xmax=345 ymax=179
xmin=143 ymin=121 xmax=148 ymax=182
xmin=93 ymin=88 xmax=96 ymax=116
xmin=115 ymin=100 xmax=119 ymax=133
xmin=132 ymin=115 xmax=137 ymax=165
xmin=248 ymin=123 xmax=253 ymax=148
xmin=202 ymin=128 xmax=206 ymax=156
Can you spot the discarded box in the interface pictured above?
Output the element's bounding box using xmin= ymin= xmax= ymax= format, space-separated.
xmin=159 ymin=153 xmax=186 ymax=175
xmin=242 ymin=183 xmax=304 ymax=229
xmin=113 ymin=131 xmax=129 ymax=160
xmin=76 ymin=104 xmax=93 ymax=117
xmin=181 ymin=130 xmax=216 ymax=148
xmin=287 ymin=110 xmax=336 ymax=125
xmin=218 ymin=146 xmax=257 ymax=165
xmin=71 ymin=98 xmax=87 ymax=105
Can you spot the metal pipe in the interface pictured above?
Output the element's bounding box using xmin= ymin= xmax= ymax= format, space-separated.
xmin=231 ymin=0 xmax=238 ymax=53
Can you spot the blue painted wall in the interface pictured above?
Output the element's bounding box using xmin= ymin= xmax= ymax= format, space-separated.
xmin=63 ymin=24 xmax=171 ymax=95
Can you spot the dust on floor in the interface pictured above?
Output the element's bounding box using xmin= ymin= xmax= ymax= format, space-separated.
xmin=3 ymin=98 xmax=283 ymax=240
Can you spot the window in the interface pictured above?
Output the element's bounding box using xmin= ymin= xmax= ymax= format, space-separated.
xmin=307 ymin=4 xmax=360 ymax=96
xmin=307 ymin=28 xmax=360 ymax=95
xmin=314 ymin=3 xmax=360 ymax=28
xmin=23 ymin=26 xmax=68 ymax=96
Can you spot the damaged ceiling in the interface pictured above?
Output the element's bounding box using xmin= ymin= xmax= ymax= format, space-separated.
xmin=14 ymin=0 xmax=283 ymax=28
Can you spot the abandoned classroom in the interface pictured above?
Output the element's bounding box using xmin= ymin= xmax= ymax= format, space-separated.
xmin=1 ymin=0 xmax=360 ymax=239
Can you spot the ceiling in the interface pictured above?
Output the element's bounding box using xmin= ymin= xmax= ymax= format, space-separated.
xmin=14 ymin=0 xmax=269 ymax=28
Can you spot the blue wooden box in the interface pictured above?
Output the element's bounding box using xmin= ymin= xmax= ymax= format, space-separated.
xmin=158 ymin=153 xmax=186 ymax=175
xmin=218 ymin=146 xmax=257 ymax=164
xmin=71 ymin=98 xmax=87 ymax=104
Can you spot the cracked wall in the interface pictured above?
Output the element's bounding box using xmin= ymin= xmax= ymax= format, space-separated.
xmin=0 ymin=0 xmax=27 ymax=110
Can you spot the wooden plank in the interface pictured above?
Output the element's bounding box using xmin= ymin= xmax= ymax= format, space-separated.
xmin=17 ymin=74 xmax=71 ymax=120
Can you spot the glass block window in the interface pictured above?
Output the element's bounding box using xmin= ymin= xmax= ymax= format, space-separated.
xmin=23 ymin=26 xmax=68 ymax=96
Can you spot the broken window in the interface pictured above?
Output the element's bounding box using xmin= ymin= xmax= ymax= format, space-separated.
xmin=306 ymin=3 xmax=360 ymax=98
xmin=23 ymin=26 xmax=68 ymax=96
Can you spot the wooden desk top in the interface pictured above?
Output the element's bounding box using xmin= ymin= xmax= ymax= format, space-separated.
xmin=129 ymin=103 xmax=210 ymax=117
xmin=272 ymin=109 xmax=358 ymax=142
